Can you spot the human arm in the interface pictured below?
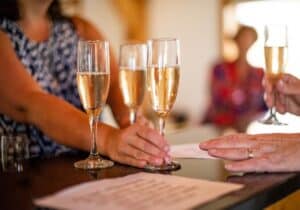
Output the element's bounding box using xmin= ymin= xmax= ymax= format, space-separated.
xmin=0 ymin=27 xmax=169 ymax=167
xmin=0 ymin=30 xmax=92 ymax=152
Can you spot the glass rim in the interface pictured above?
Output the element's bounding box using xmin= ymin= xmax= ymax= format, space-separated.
xmin=264 ymin=24 xmax=288 ymax=46
xmin=264 ymin=24 xmax=288 ymax=35
xmin=78 ymin=39 xmax=109 ymax=46
xmin=119 ymin=66 xmax=147 ymax=70
xmin=264 ymin=24 xmax=288 ymax=27
xmin=147 ymin=37 xmax=179 ymax=42
xmin=147 ymin=64 xmax=180 ymax=68
xmin=120 ymin=42 xmax=147 ymax=47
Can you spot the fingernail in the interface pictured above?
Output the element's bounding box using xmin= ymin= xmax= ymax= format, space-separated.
xmin=155 ymin=158 xmax=163 ymax=165
xmin=164 ymin=156 xmax=171 ymax=164
xmin=140 ymin=161 xmax=147 ymax=167
xmin=225 ymin=164 xmax=233 ymax=170
xmin=164 ymin=145 xmax=170 ymax=152
xmin=277 ymin=80 xmax=284 ymax=90
xmin=200 ymin=142 xmax=208 ymax=146
xmin=209 ymin=149 xmax=217 ymax=153
xmin=199 ymin=142 xmax=208 ymax=149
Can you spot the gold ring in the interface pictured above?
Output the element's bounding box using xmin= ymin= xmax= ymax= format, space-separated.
xmin=247 ymin=148 xmax=254 ymax=158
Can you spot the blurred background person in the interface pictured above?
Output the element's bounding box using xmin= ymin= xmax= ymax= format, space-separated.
xmin=202 ymin=25 xmax=267 ymax=133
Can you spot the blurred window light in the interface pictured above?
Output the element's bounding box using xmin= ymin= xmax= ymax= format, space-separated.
xmin=236 ymin=0 xmax=300 ymax=78
xmin=236 ymin=0 xmax=300 ymax=26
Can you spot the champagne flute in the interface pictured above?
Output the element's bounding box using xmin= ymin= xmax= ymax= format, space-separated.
xmin=260 ymin=25 xmax=288 ymax=125
xmin=119 ymin=43 xmax=147 ymax=124
xmin=75 ymin=40 xmax=114 ymax=169
xmin=146 ymin=38 xmax=181 ymax=171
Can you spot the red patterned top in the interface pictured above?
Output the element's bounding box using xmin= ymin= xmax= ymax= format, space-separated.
xmin=203 ymin=62 xmax=267 ymax=131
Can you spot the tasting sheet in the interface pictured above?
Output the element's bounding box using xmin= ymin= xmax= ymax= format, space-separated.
xmin=35 ymin=172 xmax=243 ymax=210
xmin=171 ymin=143 xmax=217 ymax=159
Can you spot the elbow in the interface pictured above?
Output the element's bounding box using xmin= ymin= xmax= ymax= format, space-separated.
xmin=0 ymin=102 xmax=32 ymax=124
xmin=0 ymin=103 xmax=29 ymax=124
xmin=1 ymin=91 xmax=44 ymax=124
xmin=13 ymin=104 xmax=30 ymax=123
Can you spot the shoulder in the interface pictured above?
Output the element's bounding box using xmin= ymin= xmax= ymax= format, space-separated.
xmin=0 ymin=30 xmax=22 ymax=68
xmin=0 ymin=30 xmax=13 ymax=49
xmin=0 ymin=18 xmax=9 ymax=31
xmin=0 ymin=18 xmax=20 ymax=39
xmin=71 ymin=16 xmax=104 ymax=40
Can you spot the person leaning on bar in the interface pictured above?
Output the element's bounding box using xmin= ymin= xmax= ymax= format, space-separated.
xmin=0 ymin=0 xmax=170 ymax=168
xmin=200 ymin=73 xmax=300 ymax=172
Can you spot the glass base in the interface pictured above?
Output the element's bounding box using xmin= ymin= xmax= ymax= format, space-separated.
xmin=259 ymin=116 xmax=287 ymax=126
xmin=144 ymin=161 xmax=181 ymax=171
xmin=74 ymin=154 xmax=114 ymax=170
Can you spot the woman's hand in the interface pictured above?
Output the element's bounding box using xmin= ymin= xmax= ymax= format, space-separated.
xmin=200 ymin=133 xmax=300 ymax=172
xmin=264 ymin=73 xmax=300 ymax=115
xmin=105 ymin=119 xmax=170 ymax=168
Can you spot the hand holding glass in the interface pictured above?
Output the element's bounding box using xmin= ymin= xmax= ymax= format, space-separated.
xmin=260 ymin=25 xmax=288 ymax=125
xmin=75 ymin=40 xmax=114 ymax=170
xmin=146 ymin=38 xmax=181 ymax=171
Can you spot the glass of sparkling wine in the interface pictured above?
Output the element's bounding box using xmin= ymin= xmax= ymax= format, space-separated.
xmin=260 ymin=24 xmax=288 ymax=125
xmin=146 ymin=38 xmax=181 ymax=171
xmin=119 ymin=43 xmax=147 ymax=124
xmin=75 ymin=40 xmax=114 ymax=169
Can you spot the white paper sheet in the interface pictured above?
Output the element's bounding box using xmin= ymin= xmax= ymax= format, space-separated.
xmin=170 ymin=143 xmax=217 ymax=159
xmin=35 ymin=172 xmax=243 ymax=210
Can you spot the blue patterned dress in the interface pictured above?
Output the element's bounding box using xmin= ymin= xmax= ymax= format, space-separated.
xmin=0 ymin=18 xmax=82 ymax=157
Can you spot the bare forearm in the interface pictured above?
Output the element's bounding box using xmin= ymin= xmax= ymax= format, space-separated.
xmin=25 ymin=91 xmax=115 ymax=155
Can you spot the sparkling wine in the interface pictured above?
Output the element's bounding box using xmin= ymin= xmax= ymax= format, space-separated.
xmin=147 ymin=66 xmax=180 ymax=118
xmin=265 ymin=46 xmax=287 ymax=84
xmin=119 ymin=68 xmax=146 ymax=110
xmin=77 ymin=72 xmax=110 ymax=116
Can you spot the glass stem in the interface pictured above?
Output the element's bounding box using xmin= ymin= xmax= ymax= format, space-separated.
xmin=158 ymin=117 xmax=166 ymax=136
xmin=129 ymin=109 xmax=137 ymax=125
xmin=270 ymin=107 xmax=276 ymax=118
xmin=270 ymin=91 xmax=277 ymax=119
xmin=89 ymin=114 xmax=98 ymax=157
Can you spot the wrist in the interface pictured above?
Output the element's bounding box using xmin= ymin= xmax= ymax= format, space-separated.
xmin=97 ymin=123 xmax=118 ymax=157
xmin=116 ymin=113 xmax=130 ymax=128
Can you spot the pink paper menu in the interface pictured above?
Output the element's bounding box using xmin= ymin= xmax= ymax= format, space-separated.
xmin=35 ymin=172 xmax=243 ymax=210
